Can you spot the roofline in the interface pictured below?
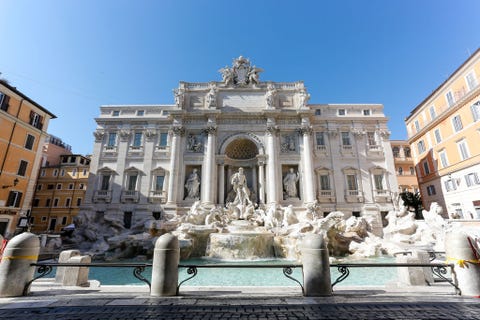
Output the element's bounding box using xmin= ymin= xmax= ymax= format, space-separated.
xmin=406 ymin=47 xmax=480 ymax=122
xmin=0 ymin=81 xmax=57 ymax=118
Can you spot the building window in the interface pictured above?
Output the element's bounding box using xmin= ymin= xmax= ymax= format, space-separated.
xmin=124 ymin=212 xmax=132 ymax=229
xmin=398 ymin=167 xmax=403 ymax=175
xmin=392 ymin=147 xmax=400 ymax=157
xmin=137 ymin=110 xmax=144 ymax=116
xmin=363 ymin=109 xmax=370 ymax=116
xmin=53 ymin=169 xmax=58 ymax=176
xmin=426 ymin=185 xmax=436 ymax=196
xmin=56 ymin=183 xmax=62 ymax=190
xmin=471 ymin=101 xmax=480 ymax=122
xmin=159 ymin=132 xmax=168 ymax=148
xmin=452 ymin=115 xmax=463 ymax=132
xmin=338 ymin=109 xmax=346 ymax=116
xmin=107 ymin=132 xmax=117 ymax=147
xmin=60 ymin=169 xmax=65 ymax=176
xmin=36 ymin=184 xmax=42 ymax=191
xmin=17 ymin=160 xmax=28 ymax=176
xmin=83 ymin=169 xmax=88 ymax=176
xmin=446 ymin=91 xmax=455 ymax=107
xmin=76 ymin=197 xmax=82 ymax=206
xmin=100 ymin=174 xmax=111 ymax=190
xmin=466 ymin=71 xmax=478 ymax=90
xmin=320 ymin=175 xmax=330 ymax=190
xmin=132 ymin=132 xmax=142 ymax=147
xmin=404 ymin=147 xmax=411 ymax=157
xmin=0 ymin=92 xmax=10 ymax=111
xmin=315 ymin=132 xmax=325 ymax=146
xmin=127 ymin=174 xmax=138 ymax=191
xmin=155 ymin=175 xmax=165 ymax=192
xmin=341 ymin=132 xmax=350 ymax=146
xmin=7 ymin=191 xmax=22 ymax=207
xmin=417 ymin=140 xmax=426 ymax=154
xmin=65 ymin=198 xmax=71 ymax=207
xmin=445 ymin=179 xmax=457 ymax=192
xmin=314 ymin=109 xmax=321 ymax=116
xmin=414 ymin=120 xmax=420 ymax=132
xmin=410 ymin=167 xmax=415 ymax=175
xmin=79 ymin=183 xmax=84 ymax=189
xmin=53 ymin=198 xmax=59 ymax=207
xmin=41 ymin=169 xmax=46 ymax=177
xmin=457 ymin=139 xmax=470 ymax=161
xmin=47 ymin=184 xmax=54 ymax=190
xmin=346 ymin=174 xmax=358 ymax=190
xmin=33 ymin=198 xmax=40 ymax=207
xmin=45 ymin=198 xmax=51 ymax=207
xmin=465 ymin=173 xmax=480 ymax=187
xmin=72 ymin=168 xmax=77 ymax=176
xmin=429 ymin=106 xmax=436 ymax=120
xmin=25 ymin=134 xmax=35 ymax=150
xmin=434 ymin=129 xmax=442 ymax=144
xmin=68 ymin=183 xmax=74 ymax=190
xmin=423 ymin=161 xmax=430 ymax=175
xmin=61 ymin=217 xmax=68 ymax=225
xmin=439 ymin=150 xmax=449 ymax=168
xmin=366 ymin=132 xmax=376 ymax=145
xmin=29 ymin=111 xmax=43 ymax=129
xmin=374 ymin=174 xmax=384 ymax=190
xmin=112 ymin=110 xmax=120 ymax=116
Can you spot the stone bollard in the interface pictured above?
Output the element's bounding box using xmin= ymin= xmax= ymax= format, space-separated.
xmin=445 ymin=228 xmax=480 ymax=296
xmin=55 ymin=249 xmax=80 ymax=283
xmin=301 ymin=233 xmax=332 ymax=296
xmin=0 ymin=232 xmax=40 ymax=297
xmin=62 ymin=255 xmax=91 ymax=286
xmin=396 ymin=250 xmax=433 ymax=285
xmin=151 ymin=233 xmax=179 ymax=296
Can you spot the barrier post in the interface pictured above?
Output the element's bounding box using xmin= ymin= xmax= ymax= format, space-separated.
xmin=151 ymin=233 xmax=179 ymax=296
xmin=302 ymin=233 xmax=332 ymax=296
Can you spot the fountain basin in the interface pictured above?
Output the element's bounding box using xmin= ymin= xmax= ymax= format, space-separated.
xmin=208 ymin=232 xmax=275 ymax=260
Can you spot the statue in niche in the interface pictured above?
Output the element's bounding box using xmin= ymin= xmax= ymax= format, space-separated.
xmin=298 ymin=89 xmax=310 ymax=108
xmin=186 ymin=134 xmax=203 ymax=152
xmin=185 ymin=169 xmax=200 ymax=200
xmin=265 ymin=84 xmax=276 ymax=109
xmin=173 ymin=88 xmax=184 ymax=107
xmin=230 ymin=167 xmax=252 ymax=208
xmin=283 ymin=168 xmax=300 ymax=198
xmin=206 ymin=87 xmax=217 ymax=108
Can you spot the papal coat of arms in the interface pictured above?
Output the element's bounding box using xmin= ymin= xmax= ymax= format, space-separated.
xmin=219 ymin=56 xmax=263 ymax=86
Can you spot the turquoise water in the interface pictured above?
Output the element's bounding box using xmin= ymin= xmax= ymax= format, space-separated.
xmin=79 ymin=256 xmax=397 ymax=287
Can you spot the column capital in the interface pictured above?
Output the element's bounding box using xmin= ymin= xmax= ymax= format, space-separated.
xmin=93 ymin=130 xmax=105 ymax=142
xmin=119 ymin=129 xmax=131 ymax=141
xmin=203 ymin=126 xmax=218 ymax=135
xmin=169 ymin=126 xmax=185 ymax=136
xmin=265 ymin=124 xmax=279 ymax=136
xmin=297 ymin=125 xmax=313 ymax=136
xmin=144 ymin=129 xmax=157 ymax=141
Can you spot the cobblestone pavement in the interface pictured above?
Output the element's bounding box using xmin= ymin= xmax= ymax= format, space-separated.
xmin=1 ymin=302 xmax=480 ymax=320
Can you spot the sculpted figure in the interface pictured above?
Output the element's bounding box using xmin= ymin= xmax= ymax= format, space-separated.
xmin=230 ymin=167 xmax=252 ymax=206
xmin=298 ymin=89 xmax=310 ymax=108
xmin=248 ymin=66 xmax=262 ymax=85
xmin=185 ymin=169 xmax=200 ymax=200
xmin=174 ymin=88 xmax=184 ymax=107
xmin=265 ymin=84 xmax=276 ymax=109
xmin=219 ymin=66 xmax=233 ymax=85
xmin=206 ymin=87 xmax=217 ymax=108
xmin=283 ymin=168 xmax=300 ymax=198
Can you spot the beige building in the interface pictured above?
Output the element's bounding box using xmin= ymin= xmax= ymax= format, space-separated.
xmin=390 ymin=140 xmax=418 ymax=193
xmin=30 ymin=154 xmax=90 ymax=233
xmin=0 ymin=80 xmax=56 ymax=238
xmin=405 ymin=49 xmax=480 ymax=219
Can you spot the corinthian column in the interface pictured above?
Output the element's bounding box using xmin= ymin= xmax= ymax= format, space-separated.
xmin=166 ymin=126 xmax=184 ymax=205
xmin=299 ymin=123 xmax=316 ymax=203
xmin=256 ymin=155 xmax=266 ymax=205
xmin=266 ymin=121 xmax=279 ymax=204
xmin=201 ymin=125 xmax=217 ymax=206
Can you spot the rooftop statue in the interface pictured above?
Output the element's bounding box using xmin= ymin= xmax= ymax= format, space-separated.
xmin=218 ymin=56 xmax=263 ymax=86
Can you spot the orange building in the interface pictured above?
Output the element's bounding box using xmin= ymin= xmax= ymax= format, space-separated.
xmin=405 ymin=49 xmax=480 ymax=219
xmin=390 ymin=140 xmax=418 ymax=194
xmin=30 ymin=154 xmax=90 ymax=233
xmin=0 ymin=80 xmax=56 ymax=238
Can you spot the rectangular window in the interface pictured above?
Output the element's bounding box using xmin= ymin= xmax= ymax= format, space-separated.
xmin=466 ymin=71 xmax=478 ymax=90
xmin=124 ymin=212 xmax=132 ymax=229
xmin=7 ymin=191 xmax=22 ymax=207
xmin=83 ymin=169 xmax=87 ymax=176
xmin=68 ymin=183 xmax=74 ymax=190
xmin=53 ymin=198 xmax=59 ymax=207
xmin=47 ymin=184 xmax=54 ymax=190
xmin=79 ymin=183 xmax=85 ymax=189
xmin=100 ymin=174 xmax=111 ymax=190
xmin=53 ymin=169 xmax=58 ymax=176
xmin=60 ymin=169 xmax=65 ymax=176
xmin=33 ymin=198 xmax=40 ymax=207
xmin=374 ymin=174 xmax=384 ymax=190
xmin=45 ymin=198 xmax=51 ymax=207
xmin=423 ymin=161 xmax=430 ymax=175
xmin=65 ymin=198 xmax=71 ymax=207
xmin=76 ymin=197 xmax=82 ymax=206
xmin=434 ymin=129 xmax=442 ymax=144
xmin=414 ymin=120 xmax=420 ymax=132
xmin=107 ymin=132 xmax=117 ymax=147
xmin=363 ymin=109 xmax=370 ymax=116
xmin=314 ymin=109 xmax=321 ymax=116
xmin=315 ymin=132 xmax=325 ymax=146
xmin=17 ymin=160 xmax=28 ymax=176
xmin=439 ymin=150 xmax=449 ymax=168
xmin=56 ymin=184 xmax=62 ymax=190
xmin=429 ymin=106 xmax=436 ymax=120
xmin=341 ymin=132 xmax=350 ymax=145
xmin=346 ymin=174 xmax=358 ymax=190
xmin=25 ymin=134 xmax=35 ymax=150
xmin=445 ymin=179 xmax=457 ymax=192
xmin=457 ymin=139 xmax=470 ymax=161
xmin=465 ymin=173 xmax=480 ymax=187
xmin=112 ymin=110 xmax=120 ymax=116
xmin=446 ymin=91 xmax=455 ymax=107
xmin=0 ymin=92 xmax=10 ymax=111
xmin=417 ymin=140 xmax=426 ymax=154
xmin=137 ymin=110 xmax=144 ymax=116
xmin=61 ymin=217 xmax=67 ymax=225
xmin=320 ymin=175 xmax=330 ymax=190
xmin=133 ymin=132 xmax=142 ymax=147
xmin=426 ymin=185 xmax=436 ymax=196
xmin=452 ymin=115 xmax=463 ymax=132
xmin=127 ymin=174 xmax=138 ymax=191
xmin=159 ymin=132 xmax=168 ymax=148
xmin=338 ymin=109 xmax=346 ymax=116
xmin=29 ymin=112 xmax=43 ymax=129
xmin=41 ymin=169 xmax=46 ymax=177
xmin=36 ymin=184 xmax=42 ymax=191
xmin=471 ymin=102 xmax=480 ymax=122
xmin=367 ymin=132 xmax=376 ymax=145
xmin=155 ymin=176 xmax=164 ymax=191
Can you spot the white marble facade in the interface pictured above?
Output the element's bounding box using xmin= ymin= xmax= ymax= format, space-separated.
xmin=82 ymin=57 xmax=398 ymax=229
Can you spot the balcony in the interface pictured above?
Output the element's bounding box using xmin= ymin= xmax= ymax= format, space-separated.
xmin=373 ymin=189 xmax=391 ymax=202
xmin=148 ymin=190 xmax=167 ymax=204
xmin=314 ymin=145 xmax=328 ymax=157
xmin=345 ymin=190 xmax=363 ymax=203
xmin=128 ymin=146 xmax=144 ymax=157
xmin=121 ymin=190 xmax=139 ymax=203
xmin=93 ymin=190 xmax=111 ymax=203
xmin=317 ymin=190 xmax=335 ymax=203
xmin=102 ymin=146 xmax=118 ymax=158
xmin=366 ymin=145 xmax=384 ymax=158
xmin=154 ymin=146 xmax=171 ymax=159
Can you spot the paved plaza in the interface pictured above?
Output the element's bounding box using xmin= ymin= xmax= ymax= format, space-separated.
xmin=1 ymin=281 xmax=480 ymax=320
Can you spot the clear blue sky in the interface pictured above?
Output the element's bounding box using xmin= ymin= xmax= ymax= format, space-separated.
xmin=1 ymin=0 xmax=479 ymax=155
